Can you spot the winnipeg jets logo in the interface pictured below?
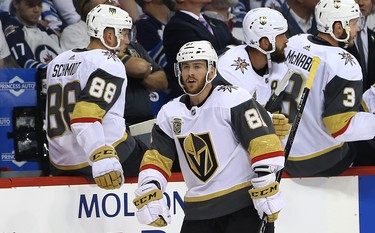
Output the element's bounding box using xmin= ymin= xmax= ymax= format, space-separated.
xmin=217 ymin=85 xmax=238 ymax=92
xmin=339 ymin=51 xmax=356 ymax=65
xmin=231 ymin=57 xmax=249 ymax=74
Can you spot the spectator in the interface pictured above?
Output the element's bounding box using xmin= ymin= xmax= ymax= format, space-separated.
xmin=53 ymin=0 xmax=89 ymax=50
xmin=0 ymin=20 xmax=19 ymax=68
xmin=132 ymin=40 xmax=285 ymax=232
xmin=46 ymin=4 xmax=145 ymax=187
xmin=278 ymin=0 xmax=319 ymax=38
xmin=118 ymin=0 xmax=141 ymax=21
xmin=367 ymin=1 xmax=375 ymax=30
xmin=202 ymin=0 xmax=238 ymax=31
xmin=0 ymin=0 xmax=62 ymax=69
xmin=347 ymin=0 xmax=375 ymax=92
xmin=134 ymin=0 xmax=174 ymax=68
xmin=163 ymin=0 xmax=242 ymax=99
xmin=282 ymin=0 xmax=375 ymax=177
xmin=134 ymin=0 xmax=174 ymax=115
xmin=119 ymin=42 xmax=168 ymax=125
xmin=202 ymin=0 xmax=247 ymax=41
xmin=261 ymin=0 xmax=284 ymax=10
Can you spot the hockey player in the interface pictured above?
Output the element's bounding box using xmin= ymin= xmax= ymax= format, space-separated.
xmin=216 ymin=7 xmax=289 ymax=106
xmin=132 ymin=40 xmax=285 ymax=233
xmin=46 ymin=4 xmax=143 ymax=189
xmin=281 ymin=0 xmax=375 ymax=177
xmin=216 ymin=7 xmax=292 ymax=140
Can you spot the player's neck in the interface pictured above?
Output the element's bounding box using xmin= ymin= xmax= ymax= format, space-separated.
xmin=247 ymin=47 xmax=267 ymax=71
xmin=189 ymin=84 xmax=212 ymax=106
xmin=317 ymin=33 xmax=339 ymax=47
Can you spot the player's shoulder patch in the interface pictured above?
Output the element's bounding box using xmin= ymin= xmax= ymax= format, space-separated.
xmin=101 ymin=50 xmax=121 ymax=62
xmin=212 ymin=85 xmax=252 ymax=107
xmin=330 ymin=48 xmax=362 ymax=81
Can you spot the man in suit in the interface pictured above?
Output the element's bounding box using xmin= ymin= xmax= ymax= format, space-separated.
xmin=278 ymin=0 xmax=319 ymax=38
xmin=163 ymin=0 xmax=242 ymax=99
xmin=347 ymin=0 xmax=375 ymax=92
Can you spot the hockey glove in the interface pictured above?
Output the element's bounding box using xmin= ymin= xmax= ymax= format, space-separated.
xmin=133 ymin=183 xmax=171 ymax=227
xmin=249 ymin=172 xmax=284 ymax=222
xmin=272 ymin=114 xmax=291 ymax=140
xmin=90 ymin=145 xmax=124 ymax=190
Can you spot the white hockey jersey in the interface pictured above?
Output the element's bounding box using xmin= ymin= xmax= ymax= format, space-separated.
xmin=363 ymin=85 xmax=375 ymax=114
xmin=283 ymin=34 xmax=375 ymax=176
xmin=217 ymin=44 xmax=290 ymax=105
xmin=46 ymin=48 xmax=128 ymax=169
xmin=139 ymin=85 xmax=284 ymax=220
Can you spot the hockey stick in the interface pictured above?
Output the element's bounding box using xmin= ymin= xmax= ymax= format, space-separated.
xmin=257 ymin=56 xmax=321 ymax=233
xmin=264 ymin=68 xmax=294 ymax=112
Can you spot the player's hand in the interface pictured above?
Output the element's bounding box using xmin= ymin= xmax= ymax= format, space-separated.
xmin=249 ymin=173 xmax=284 ymax=222
xmin=133 ymin=183 xmax=171 ymax=227
xmin=272 ymin=114 xmax=291 ymax=140
xmin=90 ymin=145 xmax=124 ymax=190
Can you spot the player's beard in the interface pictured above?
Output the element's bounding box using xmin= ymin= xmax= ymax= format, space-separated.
xmin=271 ymin=47 xmax=286 ymax=63
xmin=337 ymin=31 xmax=354 ymax=48
xmin=183 ymin=78 xmax=206 ymax=95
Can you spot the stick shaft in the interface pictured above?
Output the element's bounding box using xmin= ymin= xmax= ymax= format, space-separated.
xmin=257 ymin=56 xmax=321 ymax=233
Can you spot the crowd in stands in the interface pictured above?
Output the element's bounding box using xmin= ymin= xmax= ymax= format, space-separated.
xmin=0 ymin=0 xmax=375 ymax=180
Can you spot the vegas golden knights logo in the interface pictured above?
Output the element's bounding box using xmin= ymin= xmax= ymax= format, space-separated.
xmin=172 ymin=118 xmax=184 ymax=135
xmin=109 ymin=7 xmax=117 ymax=15
xmin=178 ymin=133 xmax=218 ymax=182
xmin=334 ymin=0 xmax=341 ymax=9
xmin=259 ymin=16 xmax=267 ymax=25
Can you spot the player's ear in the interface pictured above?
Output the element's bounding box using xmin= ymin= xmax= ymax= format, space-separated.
xmin=103 ymin=28 xmax=114 ymax=44
xmin=208 ymin=67 xmax=216 ymax=80
xmin=332 ymin=21 xmax=344 ymax=38
xmin=259 ymin=37 xmax=270 ymax=51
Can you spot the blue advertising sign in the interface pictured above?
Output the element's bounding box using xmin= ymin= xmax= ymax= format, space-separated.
xmin=0 ymin=68 xmax=40 ymax=171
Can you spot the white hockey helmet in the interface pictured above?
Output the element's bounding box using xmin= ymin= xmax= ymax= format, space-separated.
xmin=315 ymin=0 xmax=362 ymax=44
xmin=242 ymin=7 xmax=288 ymax=54
xmin=86 ymin=4 xmax=132 ymax=51
xmin=175 ymin=40 xmax=218 ymax=96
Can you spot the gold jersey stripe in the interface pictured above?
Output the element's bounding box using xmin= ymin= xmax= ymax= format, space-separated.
xmin=249 ymin=134 xmax=283 ymax=160
xmin=50 ymin=160 xmax=89 ymax=170
xmin=323 ymin=111 xmax=356 ymax=135
xmin=287 ymin=142 xmax=345 ymax=161
xmin=184 ymin=182 xmax=252 ymax=202
xmin=141 ymin=149 xmax=173 ymax=178
xmin=71 ymin=101 xmax=105 ymax=121
xmin=112 ymin=131 xmax=128 ymax=147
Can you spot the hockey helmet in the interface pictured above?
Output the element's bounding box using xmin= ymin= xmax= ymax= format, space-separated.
xmin=175 ymin=40 xmax=218 ymax=96
xmin=242 ymin=7 xmax=288 ymax=54
xmin=86 ymin=4 xmax=132 ymax=51
xmin=315 ymin=0 xmax=363 ymax=44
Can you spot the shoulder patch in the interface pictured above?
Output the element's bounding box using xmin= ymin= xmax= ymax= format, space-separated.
xmin=102 ymin=50 xmax=120 ymax=62
xmin=338 ymin=51 xmax=357 ymax=66
xmin=217 ymin=85 xmax=238 ymax=93
xmin=231 ymin=57 xmax=250 ymax=74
